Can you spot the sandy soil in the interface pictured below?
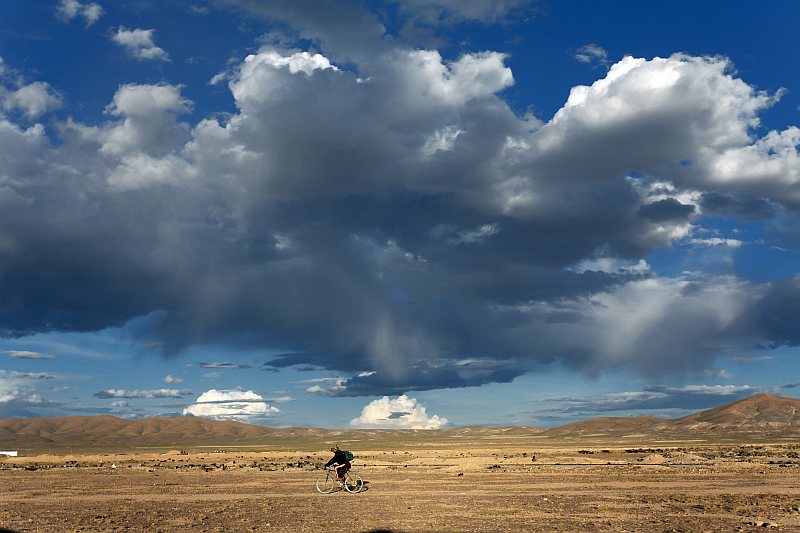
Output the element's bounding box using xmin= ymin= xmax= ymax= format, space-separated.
xmin=2 ymin=442 xmax=800 ymax=532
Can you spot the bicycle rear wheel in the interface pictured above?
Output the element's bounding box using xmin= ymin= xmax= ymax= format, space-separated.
xmin=316 ymin=471 xmax=336 ymax=493
xmin=344 ymin=472 xmax=363 ymax=493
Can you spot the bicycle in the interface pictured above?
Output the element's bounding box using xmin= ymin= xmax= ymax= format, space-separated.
xmin=316 ymin=466 xmax=364 ymax=494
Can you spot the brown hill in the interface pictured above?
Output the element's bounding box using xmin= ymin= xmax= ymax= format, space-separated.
xmin=545 ymin=415 xmax=670 ymax=437
xmin=0 ymin=415 xmax=280 ymax=448
xmin=674 ymin=393 xmax=800 ymax=431
xmin=0 ymin=414 xmax=544 ymax=452
xmin=545 ymin=393 xmax=800 ymax=437
xmin=1 ymin=394 xmax=798 ymax=452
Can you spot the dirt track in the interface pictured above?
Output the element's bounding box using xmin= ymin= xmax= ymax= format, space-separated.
xmin=2 ymin=443 xmax=800 ymax=532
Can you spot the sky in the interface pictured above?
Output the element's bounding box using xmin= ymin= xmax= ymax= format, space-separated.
xmin=1 ymin=0 xmax=800 ymax=429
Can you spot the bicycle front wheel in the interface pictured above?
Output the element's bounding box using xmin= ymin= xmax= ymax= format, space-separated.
xmin=316 ymin=471 xmax=336 ymax=494
xmin=344 ymin=472 xmax=363 ymax=493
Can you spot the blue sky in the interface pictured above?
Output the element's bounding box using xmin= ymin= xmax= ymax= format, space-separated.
xmin=2 ymin=0 xmax=800 ymax=429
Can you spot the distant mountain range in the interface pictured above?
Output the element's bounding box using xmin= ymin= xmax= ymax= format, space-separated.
xmin=1 ymin=393 xmax=798 ymax=451
xmin=547 ymin=393 xmax=800 ymax=437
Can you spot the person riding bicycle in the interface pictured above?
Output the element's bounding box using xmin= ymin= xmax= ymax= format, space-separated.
xmin=324 ymin=445 xmax=351 ymax=482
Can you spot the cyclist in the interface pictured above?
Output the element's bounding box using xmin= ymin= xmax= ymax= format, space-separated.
xmin=324 ymin=445 xmax=351 ymax=482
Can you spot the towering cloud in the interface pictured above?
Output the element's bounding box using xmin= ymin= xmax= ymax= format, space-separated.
xmin=183 ymin=389 xmax=278 ymax=421
xmin=351 ymin=395 xmax=447 ymax=429
xmin=0 ymin=3 xmax=799 ymax=398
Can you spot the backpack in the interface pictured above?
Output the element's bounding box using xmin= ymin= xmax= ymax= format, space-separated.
xmin=343 ymin=450 xmax=354 ymax=461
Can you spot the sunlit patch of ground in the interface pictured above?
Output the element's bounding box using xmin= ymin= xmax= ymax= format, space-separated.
xmin=2 ymin=439 xmax=800 ymax=532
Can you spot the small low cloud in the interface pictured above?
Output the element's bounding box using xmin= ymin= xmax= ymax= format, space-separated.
xmin=0 ymin=371 xmax=49 ymax=406
xmin=570 ymin=258 xmax=650 ymax=275
xmin=574 ymin=43 xmax=609 ymax=65
xmin=5 ymin=350 xmax=55 ymax=360
xmin=199 ymin=362 xmax=252 ymax=369
xmin=7 ymin=372 xmax=54 ymax=380
xmin=434 ymin=223 xmax=501 ymax=245
xmin=703 ymin=369 xmax=733 ymax=379
xmin=265 ymin=395 xmax=294 ymax=403
xmin=182 ymin=389 xmax=279 ymax=421
xmin=688 ymin=237 xmax=743 ymax=248
xmin=93 ymin=388 xmax=192 ymax=399
xmin=112 ymin=27 xmax=170 ymax=62
xmin=164 ymin=374 xmax=183 ymax=384
xmin=350 ymin=395 xmax=448 ymax=429
xmin=732 ymin=355 xmax=779 ymax=364
xmin=56 ymin=0 xmax=103 ymax=27
xmin=303 ymin=377 xmax=347 ymax=396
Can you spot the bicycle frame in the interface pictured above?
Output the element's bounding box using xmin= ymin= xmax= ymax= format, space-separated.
xmin=316 ymin=467 xmax=363 ymax=494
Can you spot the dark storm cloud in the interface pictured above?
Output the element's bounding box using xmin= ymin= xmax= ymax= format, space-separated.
xmin=310 ymin=359 xmax=525 ymax=397
xmin=637 ymin=198 xmax=695 ymax=222
xmin=217 ymin=0 xmax=538 ymax=57
xmin=745 ymin=276 xmax=800 ymax=347
xmin=265 ymin=353 xmax=334 ymax=370
xmin=699 ymin=192 xmax=776 ymax=221
xmin=214 ymin=0 xmax=392 ymax=64
xmin=389 ymin=0 xmax=538 ymax=25
xmin=1 ymin=5 xmax=800 ymax=396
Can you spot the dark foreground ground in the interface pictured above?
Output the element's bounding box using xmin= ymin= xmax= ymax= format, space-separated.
xmin=1 ymin=442 xmax=800 ymax=532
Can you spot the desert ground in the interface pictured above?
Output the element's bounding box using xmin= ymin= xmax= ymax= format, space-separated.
xmin=2 ymin=436 xmax=800 ymax=532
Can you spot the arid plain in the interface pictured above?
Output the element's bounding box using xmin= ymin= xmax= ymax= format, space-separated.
xmin=1 ymin=394 xmax=799 ymax=532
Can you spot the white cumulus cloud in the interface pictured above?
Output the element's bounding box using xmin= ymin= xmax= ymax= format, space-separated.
xmin=0 ymin=370 xmax=48 ymax=404
xmin=112 ymin=27 xmax=170 ymax=62
xmin=2 ymin=82 xmax=62 ymax=119
xmin=183 ymin=389 xmax=279 ymax=421
xmin=56 ymin=0 xmax=103 ymax=26
xmin=350 ymin=395 xmax=448 ymax=429
xmin=226 ymin=48 xmax=340 ymax=110
xmin=101 ymin=83 xmax=191 ymax=157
